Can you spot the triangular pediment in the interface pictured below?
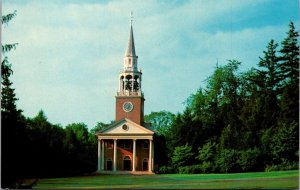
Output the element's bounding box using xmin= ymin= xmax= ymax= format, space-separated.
xmin=97 ymin=118 xmax=154 ymax=135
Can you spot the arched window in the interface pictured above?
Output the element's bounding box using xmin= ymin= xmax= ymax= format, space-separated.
xmin=124 ymin=156 xmax=131 ymax=160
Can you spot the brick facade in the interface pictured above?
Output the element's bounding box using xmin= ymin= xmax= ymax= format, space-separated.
xmin=115 ymin=96 xmax=144 ymax=125
xmin=103 ymin=139 xmax=149 ymax=171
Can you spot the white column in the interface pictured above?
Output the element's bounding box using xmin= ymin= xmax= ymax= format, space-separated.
xmin=131 ymin=79 xmax=134 ymax=92
xmin=101 ymin=140 xmax=105 ymax=170
xmin=97 ymin=139 xmax=102 ymax=172
xmin=132 ymin=139 xmax=136 ymax=172
xmin=149 ymin=139 xmax=153 ymax=172
xmin=113 ymin=139 xmax=117 ymax=172
xmin=151 ymin=140 xmax=154 ymax=171
xmin=139 ymin=77 xmax=142 ymax=91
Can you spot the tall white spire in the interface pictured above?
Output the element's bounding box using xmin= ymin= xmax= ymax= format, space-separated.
xmin=125 ymin=25 xmax=136 ymax=57
xmin=123 ymin=12 xmax=138 ymax=71
xmin=118 ymin=12 xmax=142 ymax=95
xmin=125 ymin=11 xmax=136 ymax=57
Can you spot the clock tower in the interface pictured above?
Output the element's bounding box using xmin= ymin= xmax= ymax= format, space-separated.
xmin=115 ymin=21 xmax=144 ymax=125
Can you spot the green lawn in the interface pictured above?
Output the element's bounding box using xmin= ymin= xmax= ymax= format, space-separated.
xmin=34 ymin=170 xmax=299 ymax=189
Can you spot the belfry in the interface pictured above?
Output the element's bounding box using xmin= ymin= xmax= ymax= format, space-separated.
xmin=96 ymin=16 xmax=154 ymax=174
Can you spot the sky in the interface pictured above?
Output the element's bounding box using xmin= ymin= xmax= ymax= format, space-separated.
xmin=2 ymin=0 xmax=299 ymax=129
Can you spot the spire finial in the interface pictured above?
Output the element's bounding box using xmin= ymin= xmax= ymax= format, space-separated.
xmin=130 ymin=11 xmax=133 ymax=26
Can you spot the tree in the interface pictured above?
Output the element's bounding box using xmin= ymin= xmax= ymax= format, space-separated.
xmin=279 ymin=22 xmax=299 ymax=86
xmin=90 ymin=122 xmax=110 ymax=134
xmin=171 ymin=144 xmax=194 ymax=169
xmin=216 ymin=149 xmax=240 ymax=173
xmin=257 ymin=40 xmax=281 ymax=129
xmin=167 ymin=108 xmax=200 ymax=154
xmin=88 ymin=122 xmax=110 ymax=154
xmin=237 ymin=148 xmax=262 ymax=172
xmin=25 ymin=111 xmax=66 ymax=177
xmin=144 ymin=111 xmax=175 ymax=136
xmin=196 ymin=141 xmax=216 ymax=163
xmin=1 ymin=11 xmax=28 ymax=188
xmin=1 ymin=10 xmax=19 ymax=114
xmin=64 ymin=123 xmax=96 ymax=174
xmin=278 ymin=22 xmax=299 ymax=125
xmin=270 ymin=122 xmax=299 ymax=164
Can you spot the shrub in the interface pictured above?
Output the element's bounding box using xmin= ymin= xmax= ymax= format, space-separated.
xmin=237 ymin=147 xmax=262 ymax=172
xmin=178 ymin=165 xmax=202 ymax=174
xmin=265 ymin=161 xmax=299 ymax=172
xmin=216 ymin=149 xmax=240 ymax=173
xmin=199 ymin=162 xmax=214 ymax=173
xmin=196 ymin=141 xmax=216 ymax=163
xmin=158 ymin=166 xmax=175 ymax=174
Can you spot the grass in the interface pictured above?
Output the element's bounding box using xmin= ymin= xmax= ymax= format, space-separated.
xmin=34 ymin=170 xmax=299 ymax=189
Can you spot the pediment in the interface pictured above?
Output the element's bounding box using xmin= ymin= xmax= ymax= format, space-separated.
xmin=98 ymin=118 xmax=154 ymax=135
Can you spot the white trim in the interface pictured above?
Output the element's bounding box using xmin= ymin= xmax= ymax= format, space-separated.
xmin=133 ymin=139 xmax=136 ymax=172
xmin=113 ymin=139 xmax=117 ymax=172
xmin=97 ymin=139 xmax=101 ymax=172
xmin=98 ymin=135 xmax=153 ymax=140
xmin=101 ymin=140 xmax=104 ymax=170
xmin=97 ymin=118 xmax=154 ymax=134
xmin=149 ymin=139 xmax=153 ymax=172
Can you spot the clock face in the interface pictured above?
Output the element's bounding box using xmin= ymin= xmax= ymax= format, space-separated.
xmin=123 ymin=102 xmax=133 ymax=112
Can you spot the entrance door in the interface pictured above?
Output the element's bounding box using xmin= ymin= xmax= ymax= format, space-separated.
xmin=106 ymin=158 xmax=112 ymax=170
xmin=123 ymin=156 xmax=131 ymax=171
xmin=142 ymin=158 xmax=148 ymax=171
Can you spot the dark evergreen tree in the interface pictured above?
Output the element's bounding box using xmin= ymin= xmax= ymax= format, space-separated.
xmin=257 ymin=40 xmax=281 ymax=129
xmin=278 ymin=22 xmax=299 ymax=124
xmin=1 ymin=11 xmax=28 ymax=188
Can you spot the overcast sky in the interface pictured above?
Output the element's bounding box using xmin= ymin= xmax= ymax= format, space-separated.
xmin=2 ymin=0 xmax=299 ymax=129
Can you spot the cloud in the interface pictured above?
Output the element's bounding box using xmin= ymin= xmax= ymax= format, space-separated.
xmin=2 ymin=0 xmax=298 ymax=128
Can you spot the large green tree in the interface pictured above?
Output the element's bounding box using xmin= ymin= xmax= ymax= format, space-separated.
xmin=278 ymin=22 xmax=299 ymax=125
xmin=1 ymin=11 xmax=28 ymax=188
xmin=257 ymin=40 xmax=281 ymax=129
xmin=144 ymin=111 xmax=175 ymax=136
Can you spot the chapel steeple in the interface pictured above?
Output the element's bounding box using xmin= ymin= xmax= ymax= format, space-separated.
xmin=116 ymin=14 xmax=144 ymax=125
xmin=125 ymin=24 xmax=136 ymax=57
xmin=123 ymin=13 xmax=138 ymax=72
xmin=118 ymin=14 xmax=142 ymax=95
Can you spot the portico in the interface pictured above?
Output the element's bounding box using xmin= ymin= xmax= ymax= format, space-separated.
xmin=96 ymin=119 xmax=154 ymax=174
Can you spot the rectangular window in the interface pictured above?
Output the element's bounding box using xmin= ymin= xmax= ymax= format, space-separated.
xmin=143 ymin=141 xmax=149 ymax=149
xmin=124 ymin=141 xmax=131 ymax=149
xmin=106 ymin=141 xmax=113 ymax=149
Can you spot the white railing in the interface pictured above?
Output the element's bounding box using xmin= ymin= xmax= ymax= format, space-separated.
xmin=117 ymin=91 xmax=143 ymax=96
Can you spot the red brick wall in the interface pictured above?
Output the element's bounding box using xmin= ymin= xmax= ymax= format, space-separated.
xmin=115 ymin=96 xmax=144 ymax=125
xmin=103 ymin=139 xmax=150 ymax=171
xmin=136 ymin=140 xmax=150 ymax=171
